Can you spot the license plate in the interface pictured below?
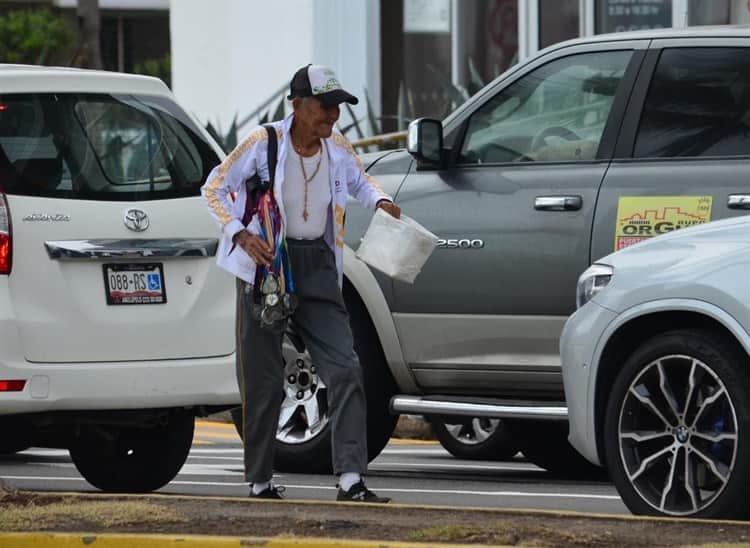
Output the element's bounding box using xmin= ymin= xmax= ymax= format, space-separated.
xmin=103 ymin=263 xmax=167 ymax=305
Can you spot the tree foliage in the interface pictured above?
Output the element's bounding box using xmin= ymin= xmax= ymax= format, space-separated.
xmin=134 ymin=53 xmax=172 ymax=88
xmin=0 ymin=9 xmax=76 ymax=65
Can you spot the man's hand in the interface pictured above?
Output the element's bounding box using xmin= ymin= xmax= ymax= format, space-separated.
xmin=234 ymin=231 xmax=274 ymax=267
xmin=376 ymin=200 xmax=401 ymax=219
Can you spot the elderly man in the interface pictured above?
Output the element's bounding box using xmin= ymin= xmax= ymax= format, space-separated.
xmin=202 ymin=64 xmax=400 ymax=502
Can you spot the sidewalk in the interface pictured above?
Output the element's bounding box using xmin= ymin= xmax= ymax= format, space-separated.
xmin=2 ymin=489 xmax=750 ymax=547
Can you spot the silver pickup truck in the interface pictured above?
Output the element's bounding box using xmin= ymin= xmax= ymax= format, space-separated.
xmin=258 ymin=26 xmax=750 ymax=475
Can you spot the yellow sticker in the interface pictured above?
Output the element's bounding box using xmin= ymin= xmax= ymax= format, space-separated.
xmin=615 ymin=196 xmax=712 ymax=251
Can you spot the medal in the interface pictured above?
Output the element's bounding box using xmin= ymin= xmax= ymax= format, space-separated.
xmin=261 ymin=274 xmax=279 ymax=295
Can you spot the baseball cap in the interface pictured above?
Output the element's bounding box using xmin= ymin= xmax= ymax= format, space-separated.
xmin=287 ymin=64 xmax=359 ymax=106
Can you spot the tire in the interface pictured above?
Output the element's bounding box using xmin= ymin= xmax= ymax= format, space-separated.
xmin=0 ymin=418 xmax=31 ymax=455
xmin=0 ymin=441 xmax=30 ymax=455
xmin=508 ymin=419 xmax=606 ymax=478
xmin=232 ymin=291 xmax=399 ymax=474
xmin=430 ymin=417 xmax=518 ymax=460
xmin=604 ymin=329 xmax=750 ymax=519
xmin=69 ymin=413 xmax=194 ymax=493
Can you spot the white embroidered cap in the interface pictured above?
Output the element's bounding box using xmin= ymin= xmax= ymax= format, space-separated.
xmin=287 ymin=64 xmax=359 ymax=106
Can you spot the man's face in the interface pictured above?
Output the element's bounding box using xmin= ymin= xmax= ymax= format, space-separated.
xmin=294 ymin=97 xmax=340 ymax=139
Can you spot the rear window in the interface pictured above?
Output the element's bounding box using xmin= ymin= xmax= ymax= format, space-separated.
xmin=0 ymin=93 xmax=220 ymax=200
xmin=634 ymin=48 xmax=750 ymax=158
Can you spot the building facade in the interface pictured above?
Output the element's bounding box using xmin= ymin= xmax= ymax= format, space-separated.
xmin=0 ymin=0 xmax=169 ymax=78
xmin=169 ymin=0 xmax=750 ymax=140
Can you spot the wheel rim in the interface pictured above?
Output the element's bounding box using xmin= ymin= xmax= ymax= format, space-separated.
xmin=277 ymin=339 xmax=329 ymax=444
xmin=618 ymin=354 xmax=738 ymax=516
xmin=445 ymin=418 xmax=501 ymax=446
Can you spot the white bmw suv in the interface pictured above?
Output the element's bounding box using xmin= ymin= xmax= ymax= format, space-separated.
xmin=0 ymin=65 xmax=238 ymax=492
xmin=562 ymin=215 xmax=750 ymax=519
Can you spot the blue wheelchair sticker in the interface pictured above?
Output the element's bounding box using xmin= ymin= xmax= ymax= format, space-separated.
xmin=147 ymin=273 xmax=162 ymax=291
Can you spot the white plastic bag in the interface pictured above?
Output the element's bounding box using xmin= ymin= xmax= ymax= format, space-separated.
xmin=355 ymin=208 xmax=438 ymax=284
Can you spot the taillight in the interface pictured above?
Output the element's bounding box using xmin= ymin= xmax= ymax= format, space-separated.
xmin=0 ymin=190 xmax=11 ymax=275
xmin=0 ymin=380 xmax=25 ymax=392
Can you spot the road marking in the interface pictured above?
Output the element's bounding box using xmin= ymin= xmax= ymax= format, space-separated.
xmin=189 ymin=448 xmax=244 ymax=454
xmin=372 ymin=462 xmax=541 ymax=472
xmin=0 ymin=475 xmax=620 ymax=501
xmin=16 ymin=448 xmax=536 ymax=472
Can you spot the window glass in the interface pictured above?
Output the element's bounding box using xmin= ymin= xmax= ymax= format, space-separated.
xmin=0 ymin=93 xmax=218 ymax=200
xmin=687 ymin=0 xmax=729 ymax=25
xmin=539 ymin=0 xmax=579 ymax=49
xmin=458 ymin=50 xmax=632 ymax=164
xmin=634 ymin=48 xmax=750 ymax=158
xmin=595 ymin=0 xmax=671 ymax=33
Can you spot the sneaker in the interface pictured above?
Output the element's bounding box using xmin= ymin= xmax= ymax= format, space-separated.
xmin=249 ymin=484 xmax=285 ymax=500
xmin=336 ymin=480 xmax=390 ymax=503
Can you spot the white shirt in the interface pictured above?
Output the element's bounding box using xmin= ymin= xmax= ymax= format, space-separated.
xmin=283 ymin=144 xmax=331 ymax=239
xmin=201 ymin=114 xmax=393 ymax=286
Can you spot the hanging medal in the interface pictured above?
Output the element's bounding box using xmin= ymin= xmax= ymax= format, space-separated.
xmin=256 ymin=191 xmax=296 ymax=326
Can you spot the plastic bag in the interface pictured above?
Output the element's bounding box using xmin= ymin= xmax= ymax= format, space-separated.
xmin=355 ymin=208 xmax=439 ymax=284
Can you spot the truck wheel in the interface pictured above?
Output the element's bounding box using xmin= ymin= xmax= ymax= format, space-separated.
xmin=0 ymin=418 xmax=31 ymax=455
xmin=69 ymin=413 xmax=194 ymax=492
xmin=431 ymin=417 xmax=518 ymax=460
xmin=232 ymin=291 xmax=399 ymax=473
xmin=604 ymin=329 xmax=750 ymax=518
xmin=509 ymin=419 xmax=606 ymax=478
xmin=0 ymin=441 xmax=30 ymax=455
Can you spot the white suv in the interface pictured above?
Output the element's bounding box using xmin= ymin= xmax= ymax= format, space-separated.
xmin=0 ymin=65 xmax=238 ymax=492
xmin=562 ymin=215 xmax=750 ymax=519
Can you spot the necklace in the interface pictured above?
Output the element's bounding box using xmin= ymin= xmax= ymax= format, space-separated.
xmin=298 ymin=146 xmax=322 ymax=222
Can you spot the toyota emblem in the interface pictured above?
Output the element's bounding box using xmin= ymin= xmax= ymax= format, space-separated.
xmin=124 ymin=209 xmax=149 ymax=232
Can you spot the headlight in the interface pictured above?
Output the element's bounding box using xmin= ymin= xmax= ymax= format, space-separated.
xmin=576 ymin=264 xmax=613 ymax=309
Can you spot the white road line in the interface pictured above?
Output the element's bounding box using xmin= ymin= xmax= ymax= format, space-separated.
xmin=17 ymin=447 xmax=449 ymax=458
xmin=189 ymin=448 xmax=244 ymax=454
xmin=187 ymin=447 xmax=448 ymax=456
xmin=13 ymin=452 xmax=539 ymax=472
xmin=18 ymin=449 xmax=69 ymax=456
xmin=178 ymin=464 xmax=243 ymax=476
xmin=0 ymin=475 xmax=620 ymax=500
xmin=187 ymin=455 xmax=243 ymax=461
xmin=380 ymin=448 xmax=449 ymax=455
xmin=371 ymin=462 xmax=541 ymax=471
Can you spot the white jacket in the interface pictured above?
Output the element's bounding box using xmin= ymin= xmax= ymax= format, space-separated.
xmin=202 ymin=114 xmax=392 ymax=286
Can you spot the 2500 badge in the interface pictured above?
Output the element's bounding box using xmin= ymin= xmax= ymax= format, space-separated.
xmin=437 ymin=239 xmax=484 ymax=249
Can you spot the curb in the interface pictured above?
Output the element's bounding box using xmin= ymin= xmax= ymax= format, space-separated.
xmin=5 ymin=490 xmax=750 ymax=527
xmin=0 ymin=532 xmax=489 ymax=548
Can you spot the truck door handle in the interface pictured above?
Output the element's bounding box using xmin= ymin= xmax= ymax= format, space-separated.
xmin=534 ymin=196 xmax=582 ymax=211
xmin=728 ymin=195 xmax=750 ymax=209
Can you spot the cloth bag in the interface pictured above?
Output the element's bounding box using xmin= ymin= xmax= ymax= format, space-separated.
xmin=356 ymin=208 xmax=438 ymax=283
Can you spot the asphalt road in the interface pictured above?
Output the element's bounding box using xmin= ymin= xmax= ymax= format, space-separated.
xmin=0 ymin=420 xmax=628 ymax=514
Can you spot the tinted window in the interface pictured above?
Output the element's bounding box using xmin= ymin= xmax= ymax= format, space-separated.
xmin=634 ymin=48 xmax=750 ymax=158
xmin=459 ymin=50 xmax=632 ymax=164
xmin=0 ymin=93 xmax=219 ymax=200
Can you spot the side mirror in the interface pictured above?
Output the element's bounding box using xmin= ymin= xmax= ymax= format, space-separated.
xmin=407 ymin=118 xmax=443 ymax=167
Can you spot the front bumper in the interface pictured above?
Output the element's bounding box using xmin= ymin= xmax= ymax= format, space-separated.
xmin=560 ymin=301 xmax=617 ymax=466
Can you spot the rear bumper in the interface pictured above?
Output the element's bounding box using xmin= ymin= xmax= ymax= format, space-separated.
xmin=0 ymin=274 xmax=239 ymax=415
xmin=0 ymin=354 xmax=239 ymax=415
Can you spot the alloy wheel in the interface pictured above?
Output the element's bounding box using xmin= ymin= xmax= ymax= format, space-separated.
xmin=618 ymin=354 xmax=738 ymax=516
xmin=277 ymin=340 xmax=329 ymax=444
xmin=445 ymin=418 xmax=501 ymax=445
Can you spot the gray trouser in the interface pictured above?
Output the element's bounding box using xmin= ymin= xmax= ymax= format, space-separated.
xmin=235 ymin=237 xmax=367 ymax=483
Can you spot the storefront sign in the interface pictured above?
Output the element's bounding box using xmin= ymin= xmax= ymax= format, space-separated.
xmin=597 ymin=0 xmax=672 ymax=33
xmin=404 ymin=0 xmax=451 ymax=33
